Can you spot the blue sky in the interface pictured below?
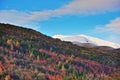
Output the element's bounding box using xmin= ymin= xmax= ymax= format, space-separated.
xmin=0 ymin=0 xmax=120 ymax=43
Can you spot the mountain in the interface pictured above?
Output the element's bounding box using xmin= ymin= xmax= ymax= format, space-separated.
xmin=0 ymin=23 xmax=120 ymax=80
xmin=53 ymin=34 xmax=120 ymax=49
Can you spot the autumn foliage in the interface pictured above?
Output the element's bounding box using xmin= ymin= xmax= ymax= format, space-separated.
xmin=0 ymin=23 xmax=119 ymax=80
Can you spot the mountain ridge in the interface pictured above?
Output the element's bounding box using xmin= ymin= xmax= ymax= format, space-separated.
xmin=53 ymin=34 xmax=120 ymax=49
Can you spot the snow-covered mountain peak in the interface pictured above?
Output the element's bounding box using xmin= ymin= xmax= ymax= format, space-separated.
xmin=53 ymin=34 xmax=120 ymax=49
xmin=53 ymin=34 xmax=92 ymax=43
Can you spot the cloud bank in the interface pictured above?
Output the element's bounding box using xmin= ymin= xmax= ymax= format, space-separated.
xmin=0 ymin=0 xmax=120 ymax=24
xmin=96 ymin=17 xmax=120 ymax=43
xmin=96 ymin=17 xmax=120 ymax=34
xmin=105 ymin=17 xmax=120 ymax=33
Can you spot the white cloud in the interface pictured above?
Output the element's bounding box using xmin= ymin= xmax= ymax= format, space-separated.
xmin=0 ymin=10 xmax=55 ymax=24
xmin=96 ymin=17 xmax=120 ymax=34
xmin=0 ymin=10 xmax=31 ymax=24
xmin=105 ymin=17 xmax=120 ymax=33
xmin=56 ymin=0 xmax=120 ymax=15
xmin=95 ymin=17 xmax=120 ymax=44
xmin=0 ymin=0 xmax=120 ymax=25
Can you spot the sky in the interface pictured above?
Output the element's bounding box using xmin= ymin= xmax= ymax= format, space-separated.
xmin=0 ymin=0 xmax=120 ymax=43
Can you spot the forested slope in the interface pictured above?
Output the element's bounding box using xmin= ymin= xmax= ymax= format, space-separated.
xmin=0 ymin=23 xmax=119 ymax=80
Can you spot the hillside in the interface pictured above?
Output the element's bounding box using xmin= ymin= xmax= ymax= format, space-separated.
xmin=0 ymin=23 xmax=120 ymax=80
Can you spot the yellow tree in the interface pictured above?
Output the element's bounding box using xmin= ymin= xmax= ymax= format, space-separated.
xmin=7 ymin=39 xmax=12 ymax=45
xmin=37 ymin=55 xmax=40 ymax=60
xmin=0 ymin=67 xmax=3 ymax=74
xmin=70 ymin=54 xmax=75 ymax=61
xmin=61 ymin=64 xmax=66 ymax=73
xmin=15 ymin=40 xmax=20 ymax=48
xmin=30 ymin=52 xmax=33 ymax=58
xmin=7 ymin=39 xmax=14 ymax=50
xmin=5 ymin=75 xmax=10 ymax=80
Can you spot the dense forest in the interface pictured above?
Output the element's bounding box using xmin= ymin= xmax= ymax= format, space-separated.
xmin=0 ymin=23 xmax=120 ymax=80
